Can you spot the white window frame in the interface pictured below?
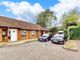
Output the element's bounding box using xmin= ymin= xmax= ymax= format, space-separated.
xmin=31 ymin=31 xmax=36 ymax=36
xmin=21 ymin=30 xmax=27 ymax=36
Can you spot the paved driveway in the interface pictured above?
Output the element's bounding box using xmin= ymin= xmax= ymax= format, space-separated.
xmin=0 ymin=41 xmax=80 ymax=60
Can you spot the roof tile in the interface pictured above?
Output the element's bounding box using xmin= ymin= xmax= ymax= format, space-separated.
xmin=0 ymin=16 xmax=48 ymax=31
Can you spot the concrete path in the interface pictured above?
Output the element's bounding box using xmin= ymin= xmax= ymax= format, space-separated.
xmin=0 ymin=41 xmax=80 ymax=60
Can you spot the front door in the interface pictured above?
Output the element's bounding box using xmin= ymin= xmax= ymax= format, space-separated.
xmin=9 ymin=29 xmax=17 ymax=42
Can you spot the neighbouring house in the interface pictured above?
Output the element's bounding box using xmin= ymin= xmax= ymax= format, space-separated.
xmin=0 ymin=16 xmax=48 ymax=42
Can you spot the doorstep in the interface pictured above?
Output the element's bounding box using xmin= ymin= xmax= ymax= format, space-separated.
xmin=0 ymin=38 xmax=38 ymax=47
xmin=0 ymin=42 xmax=6 ymax=47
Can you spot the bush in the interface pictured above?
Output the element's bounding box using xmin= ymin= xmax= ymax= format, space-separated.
xmin=67 ymin=22 xmax=77 ymax=28
xmin=67 ymin=26 xmax=80 ymax=40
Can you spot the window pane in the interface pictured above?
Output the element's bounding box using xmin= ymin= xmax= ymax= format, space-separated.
xmin=21 ymin=30 xmax=27 ymax=35
xmin=31 ymin=31 xmax=36 ymax=35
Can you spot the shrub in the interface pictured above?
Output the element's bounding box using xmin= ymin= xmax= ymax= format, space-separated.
xmin=67 ymin=22 xmax=77 ymax=28
xmin=67 ymin=26 xmax=80 ymax=40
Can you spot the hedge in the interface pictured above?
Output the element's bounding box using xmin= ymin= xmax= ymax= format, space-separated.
xmin=67 ymin=26 xmax=80 ymax=40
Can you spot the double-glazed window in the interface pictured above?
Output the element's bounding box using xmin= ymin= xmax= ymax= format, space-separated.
xmin=31 ymin=31 xmax=36 ymax=36
xmin=21 ymin=30 xmax=27 ymax=40
xmin=2 ymin=31 xmax=7 ymax=35
xmin=21 ymin=30 xmax=27 ymax=36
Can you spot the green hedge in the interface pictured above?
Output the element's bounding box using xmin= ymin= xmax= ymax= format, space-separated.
xmin=67 ymin=26 xmax=80 ymax=40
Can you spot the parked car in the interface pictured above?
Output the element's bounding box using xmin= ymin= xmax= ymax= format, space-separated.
xmin=38 ymin=33 xmax=53 ymax=42
xmin=51 ymin=31 xmax=67 ymax=44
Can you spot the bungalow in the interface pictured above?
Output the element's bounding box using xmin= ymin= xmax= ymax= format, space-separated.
xmin=0 ymin=16 xmax=48 ymax=42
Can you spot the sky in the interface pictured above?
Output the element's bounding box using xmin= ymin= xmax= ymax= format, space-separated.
xmin=0 ymin=0 xmax=80 ymax=25
xmin=0 ymin=0 xmax=58 ymax=23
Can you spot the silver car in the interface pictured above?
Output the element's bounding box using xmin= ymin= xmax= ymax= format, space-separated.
xmin=51 ymin=31 xmax=65 ymax=44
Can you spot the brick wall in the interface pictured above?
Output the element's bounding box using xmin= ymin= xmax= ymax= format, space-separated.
xmin=17 ymin=29 xmax=47 ymax=40
xmin=17 ymin=29 xmax=22 ymax=41
xmin=0 ymin=28 xmax=2 ymax=42
xmin=37 ymin=31 xmax=41 ymax=38
xmin=0 ymin=28 xmax=47 ymax=42
xmin=26 ymin=31 xmax=30 ymax=39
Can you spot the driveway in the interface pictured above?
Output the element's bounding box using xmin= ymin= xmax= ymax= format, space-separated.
xmin=0 ymin=41 xmax=80 ymax=60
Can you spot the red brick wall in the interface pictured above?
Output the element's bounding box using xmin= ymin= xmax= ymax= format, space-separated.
xmin=17 ymin=30 xmax=47 ymax=40
xmin=37 ymin=31 xmax=41 ymax=38
xmin=0 ymin=28 xmax=2 ymax=42
xmin=26 ymin=31 xmax=30 ymax=39
xmin=0 ymin=28 xmax=48 ymax=42
xmin=17 ymin=29 xmax=22 ymax=41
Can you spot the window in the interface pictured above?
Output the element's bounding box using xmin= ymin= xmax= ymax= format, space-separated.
xmin=2 ymin=31 xmax=6 ymax=35
xmin=31 ymin=31 xmax=36 ymax=35
xmin=21 ymin=30 xmax=27 ymax=36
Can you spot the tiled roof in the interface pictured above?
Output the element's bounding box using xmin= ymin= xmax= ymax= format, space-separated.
xmin=0 ymin=16 xmax=48 ymax=31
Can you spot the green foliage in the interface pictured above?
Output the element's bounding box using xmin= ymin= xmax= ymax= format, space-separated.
xmin=36 ymin=9 xmax=56 ymax=28
xmin=50 ymin=27 xmax=58 ymax=33
xmin=62 ymin=9 xmax=79 ymax=29
xmin=66 ymin=22 xmax=77 ymax=28
xmin=67 ymin=26 xmax=80 ymax=40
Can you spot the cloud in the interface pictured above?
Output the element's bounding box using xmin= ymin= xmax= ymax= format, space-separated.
xmin=50 ymin=0 xmax=80 ymax=26
xmin=1 ymin=1 xmax=44 ymax=23
xmin=0 ymin=3 xmax=1 ymax=5
xmin=1 ymin=0 xmax=80 ymax=26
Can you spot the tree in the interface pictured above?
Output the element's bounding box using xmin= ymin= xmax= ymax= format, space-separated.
xmin=36 ymin=9 xmax=56 ymax=28
xmin=62 ymin=9 xmax=79 ymax=29
xmin=50 ymin=27 xmax=58 ymax=34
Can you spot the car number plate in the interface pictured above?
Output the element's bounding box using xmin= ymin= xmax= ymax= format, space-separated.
xmin=54 ymin=40 xmax=58 ymax=42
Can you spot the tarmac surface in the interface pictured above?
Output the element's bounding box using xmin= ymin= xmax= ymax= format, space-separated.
xmin=0 ymin=41 xmax=80 ymax=60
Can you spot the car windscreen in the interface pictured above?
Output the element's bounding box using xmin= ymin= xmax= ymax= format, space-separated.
xmin=59 ymin=33 xmax=63 ymax=34
xmin=42 ymin=36 xmax=46 ymax=37
xmin=42 ymin=34 xmax=49 ymax=37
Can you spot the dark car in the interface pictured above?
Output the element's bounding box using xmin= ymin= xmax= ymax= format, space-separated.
xmin=38 ymin=33 xmax=53 ymax=42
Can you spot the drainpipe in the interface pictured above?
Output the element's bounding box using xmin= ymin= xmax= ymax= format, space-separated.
xmin=6 ymin=27 xmax=9 ymax=42
xmin=38 ymin=29 xmax=40 ymax=38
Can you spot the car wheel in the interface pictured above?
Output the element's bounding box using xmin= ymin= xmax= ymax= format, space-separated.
xmin=51 ymin=40 xmax=54 ymax=43
xmin=63 ymin=40 xmax=67 ymax=44
xmin=45 ymin=39 xmax=48 ymax=42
